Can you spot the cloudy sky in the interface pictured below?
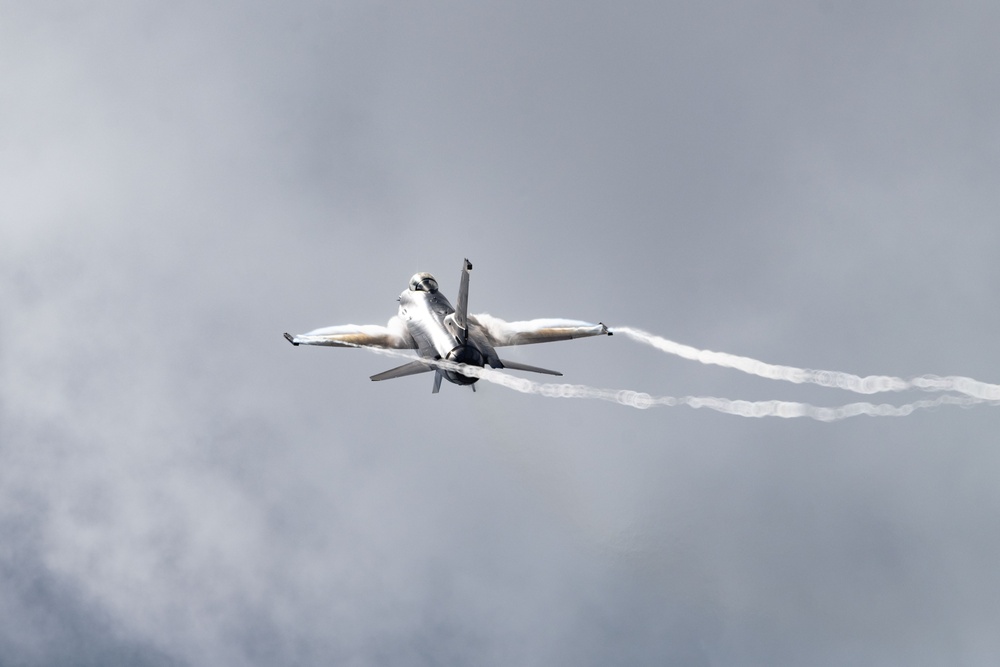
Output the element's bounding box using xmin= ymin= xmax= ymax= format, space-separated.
xmin=3 ymin=2 xmax=1000 ymax=665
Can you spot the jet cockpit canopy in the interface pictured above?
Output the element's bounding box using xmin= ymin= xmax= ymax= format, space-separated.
xmin=409 ymin=272 xmax=439 ymax=293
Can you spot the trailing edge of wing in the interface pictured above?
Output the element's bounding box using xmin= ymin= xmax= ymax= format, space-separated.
xmin=370 ymin=361 xmax=434 ymax=382
xmin=497 ymin=359 xmax=563 ymax=376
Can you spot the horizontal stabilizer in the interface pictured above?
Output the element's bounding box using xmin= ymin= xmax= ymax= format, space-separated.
xmin=370 ymin=360 xmax=434 ymax=382
xmin=498 ymin=359 xmax=563 ymax=376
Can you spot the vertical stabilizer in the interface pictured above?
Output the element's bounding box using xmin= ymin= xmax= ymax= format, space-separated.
xmin=454 ymin=258 xmax=472 ymax=342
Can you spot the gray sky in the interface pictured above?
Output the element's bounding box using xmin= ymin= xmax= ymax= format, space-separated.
xmin=3 ymin=2 xmax=1000 ymax=665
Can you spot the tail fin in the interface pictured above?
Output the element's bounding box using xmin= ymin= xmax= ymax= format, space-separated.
xmin=454 ymin=258 xmax=472 ymax=342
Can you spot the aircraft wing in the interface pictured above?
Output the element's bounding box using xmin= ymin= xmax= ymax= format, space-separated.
xmin=284 ymin=316 xmax=416 ymax=349
xmin=470 ymin=314 xmax=610 ymax=347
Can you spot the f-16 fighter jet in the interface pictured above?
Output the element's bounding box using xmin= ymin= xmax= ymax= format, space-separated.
xmin=284 ymin=258 xmax=611 ymax=393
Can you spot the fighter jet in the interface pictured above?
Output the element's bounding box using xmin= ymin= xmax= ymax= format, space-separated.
xmin=284 ymin=258 xmax=611 ymax=392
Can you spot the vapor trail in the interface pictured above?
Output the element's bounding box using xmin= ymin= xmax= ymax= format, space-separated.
xmin=612 ymin=326 xmax=1000 ymax=401
xmin=350 ymin=344 xmax=996 ymax=421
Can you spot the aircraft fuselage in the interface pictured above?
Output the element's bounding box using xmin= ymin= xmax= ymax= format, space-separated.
xmin=397 ymin=288 xmax=492 ymax=386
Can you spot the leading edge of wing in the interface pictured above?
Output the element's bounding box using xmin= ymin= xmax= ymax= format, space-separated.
xmin=285 ymin=316 xmax=416 ymax=349
xmin=471 ymin=314 xmax=611 ymax=347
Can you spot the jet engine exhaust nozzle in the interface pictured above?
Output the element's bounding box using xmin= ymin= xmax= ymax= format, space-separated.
xmin=444 ymin=345 xmax=485 ymax=386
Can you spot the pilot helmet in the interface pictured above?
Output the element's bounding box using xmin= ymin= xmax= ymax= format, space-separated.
xmin=409 ymin=272 xmax=439 ymax=293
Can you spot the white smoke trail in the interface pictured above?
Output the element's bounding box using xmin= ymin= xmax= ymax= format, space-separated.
xmin=347 ymin=343 xmax=996 ymax=421
xmin=612 ymin=326 xmax=1000 ymax=401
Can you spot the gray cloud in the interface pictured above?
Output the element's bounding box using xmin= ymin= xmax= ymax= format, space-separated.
xmin=3 ymin=2 xmax=1000 ymax=665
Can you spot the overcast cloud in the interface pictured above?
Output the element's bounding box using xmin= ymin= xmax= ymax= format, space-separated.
xmin=3 ymin=2 xmax=1000 ymax=665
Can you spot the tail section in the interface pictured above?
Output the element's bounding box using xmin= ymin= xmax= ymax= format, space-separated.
xmin=370 ymin=361 xmax=434 ymax=382
xmin=454 ymin=258 xmax=472 ymax=342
